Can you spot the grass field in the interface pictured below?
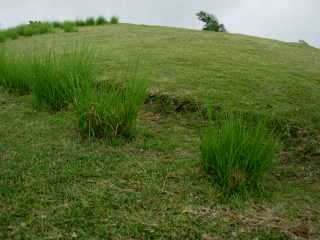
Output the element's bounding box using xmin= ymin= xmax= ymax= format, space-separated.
xmin=0 ymin=24 xmax=320 ymax=239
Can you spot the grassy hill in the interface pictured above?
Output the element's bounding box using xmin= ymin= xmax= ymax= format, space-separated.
xmin=4 ymin=24 xmax=320 ymax=128
xmin=1 ymin=24 xmax=320 ymax=239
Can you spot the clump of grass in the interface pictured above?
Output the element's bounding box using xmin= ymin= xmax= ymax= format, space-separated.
xmin=52 ymin=21 xmax=63 ymax=28
xmin=0 ymin=31 xmax=6 ymax=43
xmin=76 ymin=78 xmax=148 ymax=141
xmin=5 ymin=28 xmax=19 ymax=40
xmin=32 ymin=46 xmax=95 ymax=111
xmin=110 ymin=16 xmax=119 ymax=24
xmin=0 ymin=49 xmax=33 ymax=94
xmin=75 ymin=19 xmax=86 ymax=27
xmin=85 ymin=17 xmax=96 ymax=26
xmin=96 ymin=16 xmax=108 ymax=25
xmin=62 ymin=21 xmax=78 ymax=33
xmin=17 ymin=22 xmax=53 ymax=37
xmin=0 ymin=22 xmax=53 ymax=41
xmin=200 ymin=114 xmax=278 ymax=195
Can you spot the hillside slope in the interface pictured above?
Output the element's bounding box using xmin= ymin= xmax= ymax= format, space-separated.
xmin=3 ymin=23 xmax=320 ymax=128
xmin=1 ymin=24 xmax=320 ymax=239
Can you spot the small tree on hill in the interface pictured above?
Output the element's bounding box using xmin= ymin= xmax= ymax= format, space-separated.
xmin=196 ymin=11 xmax=227 ymax=32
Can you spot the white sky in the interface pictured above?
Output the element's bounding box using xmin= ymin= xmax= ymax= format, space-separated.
xmin=0 ymin=0 xmax=319 ymax=47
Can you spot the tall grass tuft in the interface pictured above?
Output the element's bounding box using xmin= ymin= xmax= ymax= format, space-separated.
xmin=96 ymin=16 xmax=108 ymax=25
xmin=75 ymin=19 xmax=86 ymax=27
xmin=110 ymin=16 xmax=119 ymax=24
xmin=85 ymin=17 xmax=96 ymax=26
xmin=5 ymin=28 xmax=19 ymax=40
xmin=76 ymin=78 xmax=148 ymax=141
xmin=62 ymin=21 xmax=78 ymax=32
xmin=0 ymin=49 xmax=33 ymax=93
xmin=52 ymin=21 xmax=63 ymax=28
xmin=16 ymin=22 xmax=53 ymax=37
xmin=0 ymin=31 xmax=7 ymax=43
xmin=200 ymin=114 xmax=278 ymax=195
xmin=32 ymin=46 xmax=95 ymax=111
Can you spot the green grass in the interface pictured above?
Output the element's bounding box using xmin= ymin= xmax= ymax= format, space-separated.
xmin=0 ymin=31 xmax=6 ymax=42
xmin=0 ymin=90 xmax=319 ymax=239
xmin=76 ymin=78 xmax=148 ymax=141
xmin=0 ymin=48 xmax=33 ymax=93
xmin=31 ymin=46 xmax=95 ymax=110
xmin=62 ymin=21 xmax=78 ymax=33
xmin=4 ymin=23 xmax=319 ymax=129
xmin=201 ymin=114 xmax=278 ymax=195
xmin=0 ymin=23 xmax=320 ymax=239
xmin=0 ymin=22 xmax=54 ymax=43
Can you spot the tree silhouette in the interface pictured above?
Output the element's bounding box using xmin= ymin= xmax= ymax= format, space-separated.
xmin=196 ymin=11 xmax=227 ymax=32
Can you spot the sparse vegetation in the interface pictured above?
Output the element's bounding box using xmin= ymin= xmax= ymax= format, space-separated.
xmin=201 ymin=114 xmax=278 ymax=194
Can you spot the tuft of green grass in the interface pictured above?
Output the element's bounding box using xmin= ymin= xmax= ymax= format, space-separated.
xmin=0 ymin=48 xmax=33 ymax=93
xmin=96 ymin=16 xmax=108 ymax=25
xmin=17 ymin=22 xmax=53 ymax=37
xmin=0 ymin=22 xmax=54 ymax=42
xmin=110 ymin=16 xmax=119 ymax=24
xmin=52 ymin=21 xmax=63 ymax=28
xmin=75 ymin=19 xmax=86 ymax=27
xmin=85 ymin=17 xmax=96 ymax=26
xmin=31 ymin=46 xmax=95 ymax=111
xmin=76 ymin=78 xmax=148 ymax=141
xmin=5 ymin=28 xmax=19 ymax=40
xmin=62 ymin=21 xmax=78 ymax=33
xmin=0 ymin=31 xmax=6 ymax=43
xmin=200 ymin=114 xmax=279 ymax=195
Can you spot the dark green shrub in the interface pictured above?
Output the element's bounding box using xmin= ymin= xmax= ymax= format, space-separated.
xmin=96 ymin=16 xmax=108 ymax=25
xmin=85 ymin=17 xmax=96 ymax=26
xmin=110 ymin=16 xmax=119 ymax=24
xmin=0 ymin=49 xmax=33 ymax=93
xmin=32 ymin=46 xmax=95 ymax=111
xmin=200 ymin=114 xmax=278 ymax=194
xmin=76 ymin=78 xmax=147 ymax=140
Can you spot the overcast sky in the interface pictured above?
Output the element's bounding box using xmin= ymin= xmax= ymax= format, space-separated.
xmin=0 ymin=0 xmax=319 ymax=47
